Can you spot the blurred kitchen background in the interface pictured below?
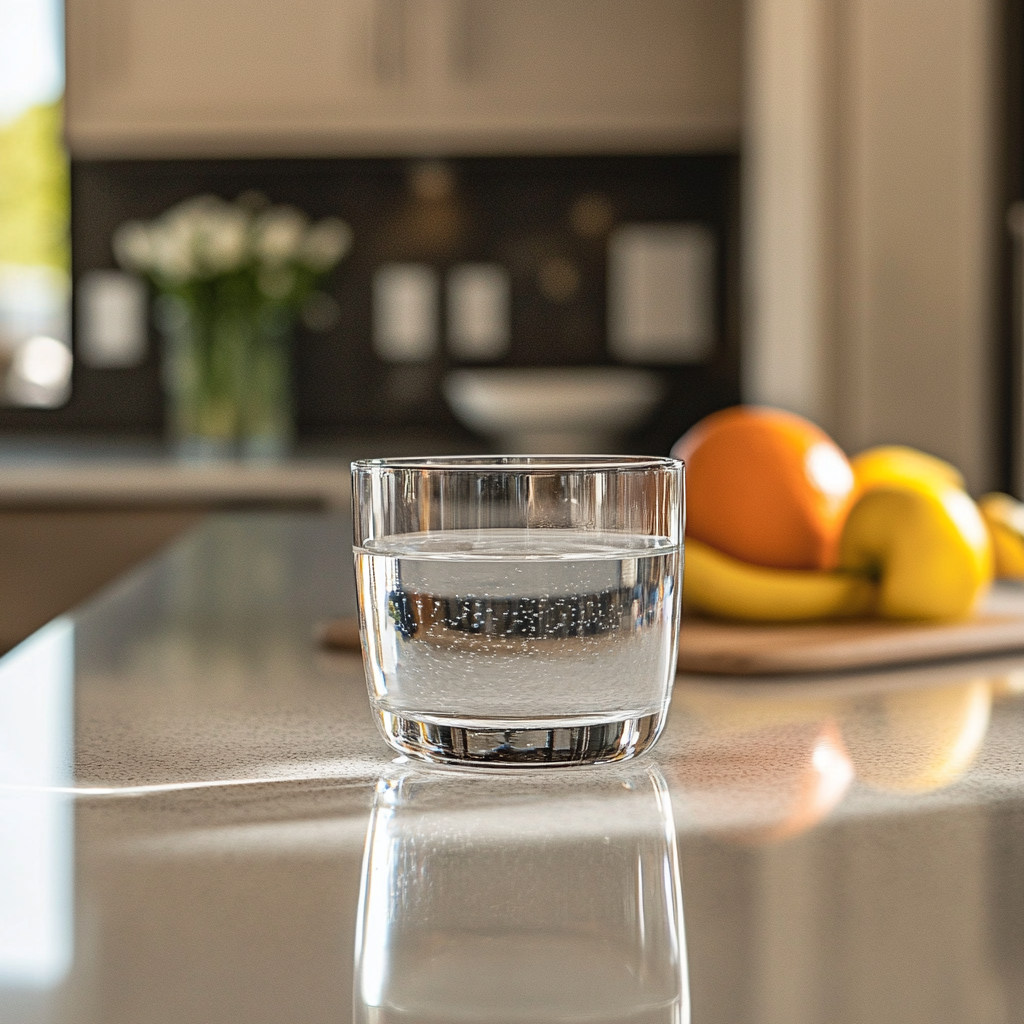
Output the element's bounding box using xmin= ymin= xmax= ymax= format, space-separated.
xmin=0 ymin=0 xmax=1019 ymax=648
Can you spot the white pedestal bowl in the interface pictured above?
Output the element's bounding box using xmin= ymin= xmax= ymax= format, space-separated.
xmin=444 ymin=367 xmax=666 ymax=453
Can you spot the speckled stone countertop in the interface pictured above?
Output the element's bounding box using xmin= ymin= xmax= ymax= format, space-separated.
xmin=2 ymin=513 xmax=1024 ymax=1023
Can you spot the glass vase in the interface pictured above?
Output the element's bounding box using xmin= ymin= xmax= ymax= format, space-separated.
xmin=159 ymin=289 xmax=295 ymax=461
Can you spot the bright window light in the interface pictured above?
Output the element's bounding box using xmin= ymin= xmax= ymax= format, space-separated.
xmin=0 ymin=0 xmax=71 ymax=408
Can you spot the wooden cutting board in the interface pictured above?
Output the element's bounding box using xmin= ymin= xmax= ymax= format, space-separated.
xmin=318 ymin=584 xmax=1024 ymax=676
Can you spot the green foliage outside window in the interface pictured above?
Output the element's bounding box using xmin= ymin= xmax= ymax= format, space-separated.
xmin=0 ymin=100 xmax=69 ymax=273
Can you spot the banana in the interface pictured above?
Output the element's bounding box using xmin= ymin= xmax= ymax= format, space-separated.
xmin=684 ymin=537 xmax=876 ymax=622
xmin=979 ymin=492 xmax=1024 ymax=580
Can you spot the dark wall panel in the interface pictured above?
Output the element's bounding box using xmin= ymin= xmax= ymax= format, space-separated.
xmin=2 ymin=154 xmax=741 ymax=454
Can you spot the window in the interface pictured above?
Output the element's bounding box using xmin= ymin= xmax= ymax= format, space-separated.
xmin=0 ymin=0 xmax=71 ymax=407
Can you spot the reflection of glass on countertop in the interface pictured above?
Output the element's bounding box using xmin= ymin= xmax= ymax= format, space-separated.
xmin=354 ymin=764 xmax=689 ymax=1024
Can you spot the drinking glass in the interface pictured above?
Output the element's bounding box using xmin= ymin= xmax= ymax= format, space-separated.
xmin=353 ymin=765 xmax=689 ymax=1023
xmin=352 ymin=455 xmax=684 ymax=766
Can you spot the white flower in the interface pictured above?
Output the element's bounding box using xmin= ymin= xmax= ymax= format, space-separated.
xmin=112 ymin=221 xmax=154 ymax=273
xmin=113 ymin=196 xmax=345 ymax=287
xmin=299 ymin=218 xmax=353 ymax=272
xmin=255 ymin=206 xmax=308 ymax=265
xmin=196 ymin=205 xmax=251 ymax=274
xmin=162 ymin=197 xmax=214 ymax=246
xmin=148 ymin=217 xmax=196 ymax=284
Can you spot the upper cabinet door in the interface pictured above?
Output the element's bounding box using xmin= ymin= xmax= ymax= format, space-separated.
xmin=432 ymin=0 xmax=742 ymax=151
xmin=65 ymin=0 xmax=741 ymax=157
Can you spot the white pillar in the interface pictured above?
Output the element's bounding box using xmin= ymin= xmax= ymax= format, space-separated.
xmin=743 ymin=0 xmax=999 ymax=493
xmin=743 ymin=0 xmax=831 ymax=425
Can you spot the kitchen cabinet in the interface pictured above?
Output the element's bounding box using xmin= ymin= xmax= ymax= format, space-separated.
xmin=0 ymin=441 xmax=353 ymax=653
xmin=0 ymin=510 xmax=201 ymax=654
xmin=64 ymin=0 xmax=741 ymax=157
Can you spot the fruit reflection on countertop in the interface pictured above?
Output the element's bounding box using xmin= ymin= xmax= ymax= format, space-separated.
xmin=668 ymin=719 xmax=853 ymax=845
xmin=668 ymin=675 xmax=995 ymax=844
xmin=670 ymin=683 xmax=854 ymax=843
xmin=677 ymin=406 xmax=995 ymax=623
xmin=842 ymin=679 xmax=992 ymax=793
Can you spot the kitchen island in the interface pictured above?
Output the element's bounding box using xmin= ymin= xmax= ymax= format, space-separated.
xmin=1 ymin=512 xmax=1023 ymax=1023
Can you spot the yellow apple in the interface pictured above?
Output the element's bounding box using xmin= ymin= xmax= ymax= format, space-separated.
xmin=851 ymin=445 xmax=965 ymax=494
xmin=978 ymin=492 xmax=1024 ymax=580
xmin=839 ymin=484 xmax=993 ymax=620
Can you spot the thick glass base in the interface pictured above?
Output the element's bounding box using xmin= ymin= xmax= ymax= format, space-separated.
xmin=374 ymin=708 xmax=666 ymax=767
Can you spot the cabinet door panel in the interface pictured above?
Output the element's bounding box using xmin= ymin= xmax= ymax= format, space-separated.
xmin=73 ymin=0 xmax=357 ymax=115
xmin=431 ymin=0 xmax=741 ymax=146
xmin=0 ymin=511 xmax=201 ymax=656
xmin=66 ymin=0 xmax=741 ymax=155
xmin=121 ymin=0 xmax=358 ymax=115
xmin=464 ymin=0 xmax=736 ymax=111
xmin=68 ymin=0 xmax=385 ymax=151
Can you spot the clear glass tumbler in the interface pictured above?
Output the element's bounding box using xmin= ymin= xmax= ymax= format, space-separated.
xmin=352 ymin=455 xmax=684 ymax=766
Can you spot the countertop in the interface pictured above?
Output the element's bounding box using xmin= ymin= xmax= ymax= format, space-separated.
xmin=2 ymin=513 xmax=1024 ymax=1023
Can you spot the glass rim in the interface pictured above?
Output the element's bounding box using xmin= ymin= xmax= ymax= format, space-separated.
xmin=352 ymin=454 xmax=683 ymax=473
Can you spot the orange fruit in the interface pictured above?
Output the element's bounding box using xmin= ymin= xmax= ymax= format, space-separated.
xmin=672 ymin=405 xmax=856 ymax=570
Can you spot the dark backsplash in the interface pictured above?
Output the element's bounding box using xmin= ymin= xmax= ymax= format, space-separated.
xmin=3 ymin=153 xmax=740 ymax=453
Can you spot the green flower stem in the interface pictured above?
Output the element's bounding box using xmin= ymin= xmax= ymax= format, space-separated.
xmin=162 ymin=274 xmax=296 ymax=459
